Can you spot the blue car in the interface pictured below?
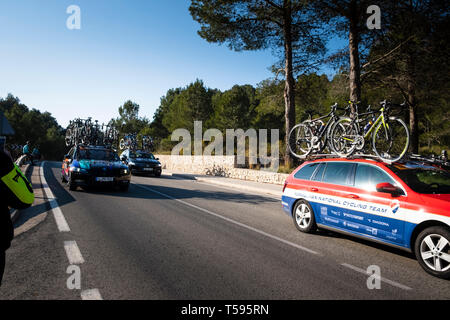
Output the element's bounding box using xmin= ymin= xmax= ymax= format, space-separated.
xmin=62 ymin=144 xmax=131 ymax=191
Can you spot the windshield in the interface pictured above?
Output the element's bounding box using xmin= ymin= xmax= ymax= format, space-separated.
xmin=389 ymin=164 xmax=450 ymax=194
xmin=130 ymin=151 xmax=155 ymax=159
xmin=77 ymin=149 xmax=120 ymax=161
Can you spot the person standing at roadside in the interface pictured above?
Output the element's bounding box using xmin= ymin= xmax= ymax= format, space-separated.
xmin=0 ymin=149 xmax=34 ymax=285
xmin=22 ymin=141 xmax=33 ymax=165
xmin=32 ymin=145 xmax=41 ymax=162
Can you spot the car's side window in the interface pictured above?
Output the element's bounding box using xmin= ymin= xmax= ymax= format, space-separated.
xmin=354 ymin=164 xmax=397 ymax=192
xmin=311 ymin=163 xmax=325 ymax=181
xmin=294 ymin=163 xmax=321 ymax=181
xmin=321 ymin=162 xmax=355 ymax=186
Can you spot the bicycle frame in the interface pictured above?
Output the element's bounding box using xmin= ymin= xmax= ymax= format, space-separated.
xmin=364 ymin=108 xmax=388 ymax=139
xmin=306 ymin=107 xmax=342 ymax=141
xmin=342 ymin=107 xmax=388 ymax=143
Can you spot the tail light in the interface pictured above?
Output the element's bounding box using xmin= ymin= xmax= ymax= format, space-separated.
xmin=282 ymin=181 xmax=288 ymax=193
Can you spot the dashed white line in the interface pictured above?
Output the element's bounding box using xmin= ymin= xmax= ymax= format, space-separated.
xmin=341 ymin=263 xmax=412 ymax=291
xmin=134 ymin=183 xmax=320 ymax=256
xmin=41 ymin=162 xmax=103 ymax=300
xmin=81 ymin=289 xmax=103 ymax=300
xmin=64 ymin=241 xmax=85 ymax=265
xmin=40 ymin=162 xmax=70 ymax=232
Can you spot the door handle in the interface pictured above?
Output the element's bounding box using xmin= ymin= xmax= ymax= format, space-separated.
xmin=347 ymin=194 xmax=359 ymax=199
xmin=310 ymin=187 xmax=319 ymax=192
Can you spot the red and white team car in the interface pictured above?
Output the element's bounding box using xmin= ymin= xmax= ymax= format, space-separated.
xmin=281 ymin=158 xmax=450 ymax=279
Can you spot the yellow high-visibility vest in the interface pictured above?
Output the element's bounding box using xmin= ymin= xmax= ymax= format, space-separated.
xmin=1 ymin=164 xmax=34 ymax=207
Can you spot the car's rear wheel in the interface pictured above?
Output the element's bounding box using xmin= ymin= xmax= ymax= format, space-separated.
xmin=414 ymin=226 xmax=450 ymax=279
xmin=292 ymin=200 xmax=317 ymax=233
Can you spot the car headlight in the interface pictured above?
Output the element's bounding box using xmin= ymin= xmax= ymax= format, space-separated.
xmin=120 ymin=168 xmax=129 ymax=175
xmin=70 ymin=166 xmax=87 ymax=173
xmin=156 ymin=163 xmax=161 ymax=167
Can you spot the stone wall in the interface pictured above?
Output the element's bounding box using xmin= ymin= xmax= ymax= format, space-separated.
xmin=155 ymin=155 xmax=289 ymax=185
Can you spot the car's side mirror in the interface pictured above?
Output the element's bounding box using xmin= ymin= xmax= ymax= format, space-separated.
xmin=121 ymin=155 xmax=127 ymax=162
xmin=156 ymin=158 xmax=159 ymax=160
xmin=376 ymin=182 xmax=403 ymax=196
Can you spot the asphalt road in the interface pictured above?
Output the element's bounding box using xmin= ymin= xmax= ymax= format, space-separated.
xmin=1 ymin=161 xmax=449 ymax=300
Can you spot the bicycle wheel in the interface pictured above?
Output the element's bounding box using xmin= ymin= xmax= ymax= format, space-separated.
xmin=288 ymin=123 xmax=313 ymax=158
xmin=119 ymin=138 xmax=125 ymax=150
xmin=65 ymin=128 xmax=73 ymax=147
xmin=326 ymin=116 xmax=351 ymax=154
xmin=373 ymin=117 xmax=410 ymax=163
xmin=329 ymin=118 xmax=358 ymax=157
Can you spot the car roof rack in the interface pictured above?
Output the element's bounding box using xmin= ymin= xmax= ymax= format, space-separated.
xmin=404 ymin=153 xmax=450 ymax=170
xmin=302 ymin=153 xmax=387 ymax=162
xmin=299 ymin=151 xmax=450 ymax=169
xmin=76 ymin=143 xmax=115 ymax=150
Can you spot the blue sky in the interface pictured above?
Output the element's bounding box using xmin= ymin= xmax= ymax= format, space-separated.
xmin=0 ymin=0 xmax=344 ymax=128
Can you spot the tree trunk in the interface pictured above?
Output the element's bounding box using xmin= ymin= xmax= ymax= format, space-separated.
xmin=406 ymin=74 xmax=418 ymax=153
xmin=283 ymin=1 xmax=295 ymax=168
xmin=348 ymin=0 xmax=361 ymax=113
xmin=405 ymin=51 xmax=419 ymax=154
xmin=409 ymin=103 xmax=419 ymax=153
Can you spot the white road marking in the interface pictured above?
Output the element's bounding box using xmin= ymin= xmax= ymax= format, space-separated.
xmin=41 ymin=162 xmax=103 ymax=300
xmin=81 ymin=289 xmax=103 ymax=300
xmin=134 ymin=183 xmax=320 ymax=256
xmin=64 ymin=241 xmax=85 ymax=265
xmin=341 ymin=263 xmax=412 ymax=291
xmin=40 ymin=162 xmax=71 ymax=232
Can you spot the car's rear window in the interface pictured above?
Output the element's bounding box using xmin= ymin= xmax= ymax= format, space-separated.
xmin=294 ymin=163 xmax=321 ymax=180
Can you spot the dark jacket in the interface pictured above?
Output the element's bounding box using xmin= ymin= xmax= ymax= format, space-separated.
xmin=0 ymin=150 xmax=34 ymax=250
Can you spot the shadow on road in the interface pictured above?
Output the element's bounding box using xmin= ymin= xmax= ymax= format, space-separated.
xmin=44 ymin=161 xmax=277 ymax=205
xmin=77 ymin=183 xmax=278 ymax=205
xmin=314 ymin=228 xmax=415 ymax=260
xmin=42 ymin=161 xmax=78 ymax=206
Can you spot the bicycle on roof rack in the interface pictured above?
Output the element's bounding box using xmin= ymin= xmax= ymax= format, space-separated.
xmin=287 ymin=103 xmax=350 ymax=158
xmin=103 ymin=120 xmax=118 ymax=147
xmin=65 ymin=118 xmax=87 ymax=146
xmin=119 ymin=133 xmax=138 ymax=150
xmin=141 ymin=135 xmax=154 ymax=152
xmin=65 ymin=118 xmax=119 ymax=148
xmin=329 ymin=100 xmax=410 ymax=164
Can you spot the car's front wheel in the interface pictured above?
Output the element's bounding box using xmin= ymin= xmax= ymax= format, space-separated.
xmin=119 ymin=183 xmax=129 ymax=192
xmin=67 ymin=173 xmax=77 ymax=191
xmin=292 ymin=200 xmax=317 ymax=233
xmin=414 ymin=226 xmax=450 ymax=279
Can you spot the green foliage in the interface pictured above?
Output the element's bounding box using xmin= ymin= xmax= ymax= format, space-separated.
xmin=295 ymin=73 xmax=331 ymax=122
xmin=209 ymin=84 xmax=258 ymax=131
xmin=162 ymin=79 xmax=216 ymax=133
xmin=113 ymin=100 xmax=150 ymax=135
xmin=252 ymin=79 xmax=285 ymax=133
xmin=0 ymin=94 xmax=66 ymax=160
